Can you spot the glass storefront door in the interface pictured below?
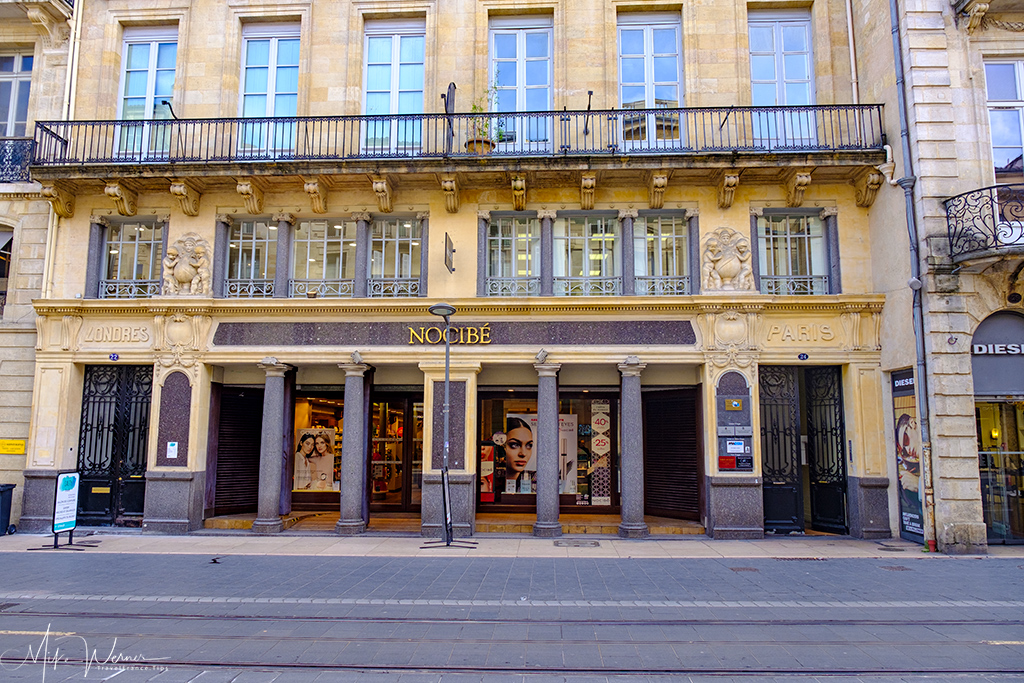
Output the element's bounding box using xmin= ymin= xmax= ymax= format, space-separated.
xmin=370 ymin=394 xmax=424 ymax=511
xmin=977 ymin=401 xmax=1024 ymax=543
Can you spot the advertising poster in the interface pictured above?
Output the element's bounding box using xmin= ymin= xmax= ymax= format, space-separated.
xmin=479 ymin=443 xmax=495 ymax=502
xmin=293 ymin=428 xmax=338 ymax=491
xmin=53 ymin=471 xmax=80 ymax=534
xmin=498 ymin=413 xmax=579 ymax=494
xmin=892 ymin=369 xmax=924 ymax=543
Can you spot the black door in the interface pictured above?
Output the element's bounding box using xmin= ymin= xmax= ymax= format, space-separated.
xmin=759 ymin=366 xmax=803 ymax=533
xmin=213 ymin=387 xmax=264 ymax=516
xmin=643 ymin=389 xmax=701 ymax=520
xmin=805 ymin=366 xmax=848 ymax=534
xmin=77 ymin=365 xmax=153 ymax=526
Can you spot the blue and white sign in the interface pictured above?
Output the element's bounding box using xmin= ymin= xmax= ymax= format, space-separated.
xmin=52 ymin=472 xmax=79 ymax=534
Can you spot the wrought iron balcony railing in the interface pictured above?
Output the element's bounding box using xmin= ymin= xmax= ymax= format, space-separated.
xmin=32 ymin=104 xmax=884 ymax=168
xmin=0 ymin=138 xmax=33 ymax=182
xmin=945 ymin=184 xmax=1024 ymax=261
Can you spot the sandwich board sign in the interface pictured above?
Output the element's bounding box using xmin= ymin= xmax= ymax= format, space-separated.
xmin=53 ymin=471 xmax=79 ymax=534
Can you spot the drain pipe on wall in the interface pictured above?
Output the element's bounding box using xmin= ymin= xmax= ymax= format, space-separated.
xmin=889 ymin=0 xmax=939 ymax=552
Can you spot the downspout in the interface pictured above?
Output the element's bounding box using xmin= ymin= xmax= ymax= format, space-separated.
xmin=889 ymin=0 xmax=938 ymax=551
xmin=846 ymin=0 xmax=860 ymax=104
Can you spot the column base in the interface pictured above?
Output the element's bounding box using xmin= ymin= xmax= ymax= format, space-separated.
xmin=335 ymin=520 xmax=366 ymax=536
xmin=532 ymin=521 xmax=562 ymax=537
xmin=251 ymin=518 xmax=284 ymax=534
xmin=938 ymin=522 xmax=988 ymax=555
xmin=618 ymin=522 xmax=649 ymax=539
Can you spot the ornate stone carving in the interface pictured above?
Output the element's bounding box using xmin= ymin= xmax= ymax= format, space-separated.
xmin=784 ymin=169 xmax=812 ymax=207
xmin=215 ymin=213 xmax=234 ymax=227
xmin=372 ymin=175 xmax=393 ymax=213
xmin=272 ymin=212 xmax=295 ymax=226
xmin=511 ymin=174 xmax=526 ymax=211
xmin=40 ymin=182 xmax=74 ymax=218
xmin=154 ymin=311 xmax=212 ymax=374
xmin=303 ymin=176 xmax=328 ymax=214
xmin=169 ymin=178 xmax=201 ymax=216
xmin=580 ymin=172 xmax=597 ymax=210
xmin=853 ymin=169 xmax=884 ymax=208
xmin=105 ymin=180 xmax=138 ymax=216
xmin=162 ymin=232 xmax=212 ymax=296
xmin=648 ymin=172 xmax=668 ymax=209
xmin=351 ymin=211 xmax=371 ymax=223
xmin=819 ymin=206 xmax=838 ymax=218
xmin=537 ymin=209 xmax=557 ymax=220
xmin=618 ymin=208 xmax=638 ymax=221
xmin=966 ymin=2 xmax=989 ymax=34
xmin=25 ymin=5 xmax=71 ymax=50
xmin=718 ymin=171 xmax=740 ymax=209
xmin=440 ymin=174 xmax=460 ymax=213
xmin=701 ymin=227 xmax=755 ymax=292
xmin=236 ymin=179 xmax=264 ymax=214
xmin=61 ymin=314 xmax=82 ymax=352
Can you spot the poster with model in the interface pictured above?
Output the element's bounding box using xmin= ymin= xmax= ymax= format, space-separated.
xmin=502 ymin=413 xmax=578 ymax=494
xmin=891 ymin=369 xmax=924 ymax=542
xmin=293 ymin=428 xmax=338 ymax=491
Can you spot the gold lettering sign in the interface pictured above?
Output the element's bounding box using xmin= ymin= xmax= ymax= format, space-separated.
xmin=82 ymin=325 xmax=151 ymax=344
xmin=0 ymin=439 xmax=26 ymax=455
xmin=409 ymin=324 xmax=492 ymax=345
xmin=765 ymin=323 xmax=835 ymax=343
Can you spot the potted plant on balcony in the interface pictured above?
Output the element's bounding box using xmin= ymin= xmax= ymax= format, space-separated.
xmin=466 ymin=79 xmax=499 ymax=154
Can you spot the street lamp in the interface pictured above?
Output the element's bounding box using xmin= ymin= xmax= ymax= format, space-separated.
xmin=428 ymin=302 xmax=456 ymax=545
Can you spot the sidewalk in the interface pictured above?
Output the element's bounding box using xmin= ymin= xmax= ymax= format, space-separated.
xmin=2 ymin=528 xmax=1022 ymax=558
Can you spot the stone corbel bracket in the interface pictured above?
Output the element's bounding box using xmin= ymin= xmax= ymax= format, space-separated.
xmin=169 ymin=178 xmax=202 ymax=216
xmin=236 ymin=178 xmax=265 ymax=214
xmin=580 ymin=172 xmax=597 ymax=210
xmin=439 ymin=174 xmax=460 ymax=213
xmin=784 ymin=168 xmax=813 ymax=207
xmin=647 ymin=171 xmax=669 ymax=209
xmin=25 ymin=3 xmax=72 ymax=50
xmin=105 ymin=180 xmax=138 ymax=216
xmin=40 ymin=181 xmax=75 ymax=218
xmin=962 ymin=1 xmax=989 ymax=34
xmin=511 ymin=173 xmax=527 ymax=211
xmin=718 ymin=170 xmax=741 ymax=209
xmin=303 ymin=176 xmax=328 ymax=214
xmin=852 ymin=167 xmax=884 ymax=208
xmin=371 ymin=175 xmax=393 ymax=213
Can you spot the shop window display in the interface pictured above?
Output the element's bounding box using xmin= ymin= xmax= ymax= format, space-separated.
xmin=479 ymin=393 xmax=617 ymax=509
xmin=292 ymin=396 xmax=343 ymax=493
xmin=976 ymin=401 xmax=1024 ymax=542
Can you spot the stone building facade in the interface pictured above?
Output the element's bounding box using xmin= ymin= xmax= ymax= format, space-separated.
xmin=19 ymin=0 xmax=903 ymax=541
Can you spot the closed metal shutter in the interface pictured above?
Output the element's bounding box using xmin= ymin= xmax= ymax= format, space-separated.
xmin=643 ymin=389 xmax=700 ymax=520
xmin=213 ymin=387 xmax=264 ymax=515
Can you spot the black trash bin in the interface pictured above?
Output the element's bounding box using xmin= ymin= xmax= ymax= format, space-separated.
xmin=0 ymin=483 xmax=15 ymax=535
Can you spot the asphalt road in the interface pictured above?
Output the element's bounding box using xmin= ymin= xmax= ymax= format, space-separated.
xmin=0 ymin=549 xmax=1022 ymax=682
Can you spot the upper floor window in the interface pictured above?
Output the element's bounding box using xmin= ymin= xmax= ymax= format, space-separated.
xmin=487 ymin=215 xmax=540 ymax=296
xmin=369 ymin=217 xmax=421 ymax=297
xmin=748 ymin=11 xmax=814 ymax=145
xmin=985 ymin=61 xmax=1024 ymax=177
xmin=101 ymin=219 xmax=164 ymax=299
xmin=756 ymin=213 xmax=830 ymax=295
xmin=0 ymin=227 xmax=11 ymax=312
xmin=240 ymin=23 xmax=299 ymax=153
xmin=0 ymin=53 xmax=32 ymax=136
xmin=618 ymin=13 xmax=682 ymax=148
xmin=491 ymin=16 xmax=552 ymax=149
xmin=364 ymin=19 xmax=425 ymax=153
xmin=291 ymin=219 xmax=357 ymax=297
xmin=226 ymin=218 xmax=276 ymax=297
xmin=118 ymin=27 xmax=176 ymax=157
xmin=634 ymin=214 xmax=690 ymax=295
xmin=554 ymin=215 xmax=620 ymax=296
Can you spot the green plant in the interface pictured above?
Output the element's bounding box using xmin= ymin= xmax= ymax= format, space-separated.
xmin=469 ymin=76 xmax=501 ymax=141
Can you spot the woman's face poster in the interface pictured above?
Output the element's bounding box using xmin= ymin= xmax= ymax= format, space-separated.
xmin=293 ymin=428 xmax=338 ymax=491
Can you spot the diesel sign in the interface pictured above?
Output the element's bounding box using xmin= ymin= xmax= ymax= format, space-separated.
xmin=973 ymin=343 xmax=1024 ymax=355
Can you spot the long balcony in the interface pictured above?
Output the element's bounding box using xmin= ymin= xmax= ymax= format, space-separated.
xmin=31 ymin=105 xmax=884 ymax=187
xmin=945 ymin=184 xmax=1024 ymax=265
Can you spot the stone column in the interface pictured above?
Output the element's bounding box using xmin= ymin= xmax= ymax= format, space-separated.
xmin=539 ymin=210 xmax=556 ymax=296
xmin=619 ymin=209 xmax=637 ymax=296
xmin=417 ymin=212 xmax=429 ymax=296
xmin=336 ymin=362 xmax=370 ymax=535
xmin=253 ymin=358 xmax=291 ymax=534
xmin=212 ymin=214 xmax=232 ymax=298
xmin=618 ymin=358 xmax=649 ymax=538
xmin=272 ymin=213 xmax=295 ymax=298
xmin=477 ymin=211 xmax=490 ymax=297
xmin=86 ymin=216 xmax=108 ymax=299
xmin=533 ymin=362 xmax=562 ymax=537
xmin=353 ymin=212 xmax=370 ymax=298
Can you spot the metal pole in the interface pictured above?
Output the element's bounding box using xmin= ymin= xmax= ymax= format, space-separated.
xmin=443 ymin=313 xmax=452 ymax=546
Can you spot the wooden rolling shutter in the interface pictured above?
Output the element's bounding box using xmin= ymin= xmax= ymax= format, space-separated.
xmin=643 ymin=389 xmax=700 ymax=519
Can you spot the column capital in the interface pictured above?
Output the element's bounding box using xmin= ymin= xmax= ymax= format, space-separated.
xmin=258 ymin=357 xmax=291 ymax=376
xmin=214 ymin=213 xmax=234 ymax=226
xmin=617 ymin=208 xmax=639 ymax=220
xmin=477 ymin=210 xmax=491 ymax=220
xmin=351 ymin=211 xmax=371 ymax=223
xmin=338 ymin=362 xmax=370 ymax=377
xmin=534 ymin=362 xmax=561 ymax=377
xmin=272 ymin=212 xmax=296 ymax=225
xmin=537 ymin=209 xmax=557 ymax=220
xmin=618 ymin=358 xmax=647 ymax=377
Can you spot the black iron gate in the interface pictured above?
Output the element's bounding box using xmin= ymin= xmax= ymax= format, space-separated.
xmin=77 ymin=365 xmax=153 ymax=526
xmin=805 ymin=366 xmax=848 ymax=534
xmin=759 ymin=366 xmax=803 ymax=533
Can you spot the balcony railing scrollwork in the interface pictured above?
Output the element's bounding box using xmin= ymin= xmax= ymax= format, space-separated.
xmin=100 ymin=279 xmax=161 ymax=299
xmin=225 ymin=279 xmax=275 ymax=298
xmin=32 ymin=104 xmax=884 ymax=167
xmin=945 ymin=184 xmax=1024 ymax=261
xmin=760 ymin=275 xmax=829 ymax=296
xmin=290 ymin=279 xmax=355 ymax=298
xmin=635 ymin=275 xmax=690 ymax=296
xmin=0 ymin=138 xmax=33 ymax=182
xmin=486 ymin=277 xmax=541 ymax=297
xmin=554 ymin=276 xmax=621 ymax=296
xmin=368 ymin=278 xmax=420 ymax=297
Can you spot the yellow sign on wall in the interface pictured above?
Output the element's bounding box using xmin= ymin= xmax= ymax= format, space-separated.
xmin=0 ymin=439 xmax=26 ymax=455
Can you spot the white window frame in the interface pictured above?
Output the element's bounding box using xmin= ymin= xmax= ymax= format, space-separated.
xmin=748 ymin=10 xmax=816 ymax=148
xmin=368 ymin=216 xmax=422 ymax=297
xmin=634 ymin=213 xmax=689 ymax=295
xmin=487 ymin=215 xmax=541 ymax=296
xmin=984 ymin=60 xmax=1024 ymax=178
xmin=291 ymin=218 xmax=358 ymax=297
xmin=553 ymin=215 xmax=621 ymax=296
xmin=362 ymin=18 xmax=426 ymax=154
xmin=617 ymin=13 xmax=683 ymax=150
xmin=756 ymin=213 xmax=829 ymax=295
xmin=238 ymin=22 xmax=300 ymax=155
xmin=0 ymin=52 xmax=33 ymax=137
xmin=101 ymin=219 xmax=164 ymax=299
xmin=226 ymin=218 xmax=277 ymax=298
xmin=489 ymin=15 xmax=553 ymax=150
xmin=116 ymin=26 xmax=178 ymax=159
